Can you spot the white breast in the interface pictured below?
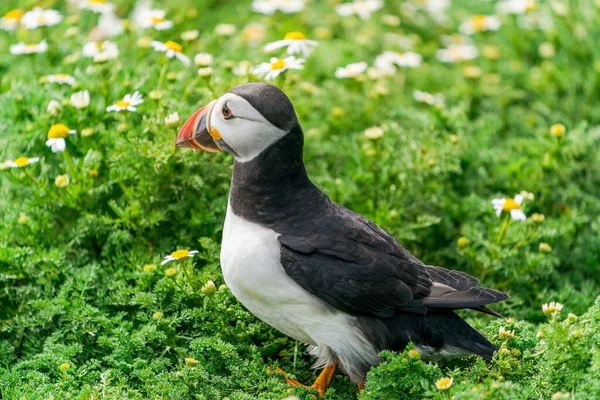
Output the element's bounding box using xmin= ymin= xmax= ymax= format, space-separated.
xmin=220 ymin=203 xmax=380 ymax=371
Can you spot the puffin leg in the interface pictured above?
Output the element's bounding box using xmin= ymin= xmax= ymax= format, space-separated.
xmin=283 ymin=365 xmax=337 ymax=397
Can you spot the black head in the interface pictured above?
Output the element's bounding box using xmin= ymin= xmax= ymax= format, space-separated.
xmin=176 ymin=82 xmax=302 ymax=163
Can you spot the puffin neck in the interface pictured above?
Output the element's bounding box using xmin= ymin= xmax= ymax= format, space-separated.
xmin=229 ymin=125 xmax=328 ymax=227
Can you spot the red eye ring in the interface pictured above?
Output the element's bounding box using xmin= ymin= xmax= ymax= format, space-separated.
xmin=222 ymin=103 xmax=234 ymax=120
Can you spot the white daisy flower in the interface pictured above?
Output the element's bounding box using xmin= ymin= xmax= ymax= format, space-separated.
xmin=335 ymin=61 xmax=368 ymax=79
xmin=242 ymin=23 xmax=267 ymax=43
xmin=1 ymin=9 xmax=24 ymax=32
xmin=336 ymin=0 xmax=383 ymax=20
xmin=94 ymin=10 xmax=124 ymax=37
xmin=70 ymin=90 xmax=90 ymax=109
xmin=136 ymin=9 xmax=173 ymax=30
xmin=44 ymin=74 xmax=76 ymax=86
xmin=413 ymin=90 xmax=444 ymax=106
xmin=181 ymin=30 xmax=199 ymax=41
xmin=21 ymin=7 xmax=62 ymax=30
xmin=374 ymin=51 xmax=422 ymax=73
xmin=106 ymin=91 xmax=144 ymax=112
xmin=214 ymin=23 xmax=236 ymax=36
xmin=47 ymin=100 xmax=62 ymax=116
xmin=55 ymin=174 xmax=70 ymax=188
xmin=83 ymin=40 xmax=119 ymax=62
xmin=440 ymin=34 xmax=473 ymax=47
xmin=161 ymin=249 xmax=199 ymax=265
xmin=194 ymin=53 xmax=213 ymax=67
xmin=6 ymin=157 xmax=40 ymax=168
xmin=232 ymin=60 xmax=254 ymax=77
xmin=9 ymin=40 xmax=48 ymax=55
xmin=197 ymin=67 xmax=213 ymax=77
xmin=459 ymin=15 xmax=502 ymax=35
xmin=46 ymin=124 xmax=76 ymax=153
xmin=491 ymin=194 xmax=527 ymax=221
xmin=165 ymin=112 xmax=180 ymax=127
xmin=80 ymin=0 xmax=115 ymax=14
xmin=264 ymin=32 xmax=318 ymax=57
xmin=364 ymin=126 xmax=384 ymax=140
xmin=151 ymin=40 xmax=191 ymax=66
xmin=435 ymin=44 xmax=479 ymax=63
xmin=497 ymin=0 xmax=537 ymax=15
xmin=252 ymin=0 xmax=305 ymax=15
xmin=407 ymin=0 xmax=451 ymax=22
xmin=542 ymin=302 xmax=563 ymax=316
xmin=253 ymin=56 xmax=305 ymax=80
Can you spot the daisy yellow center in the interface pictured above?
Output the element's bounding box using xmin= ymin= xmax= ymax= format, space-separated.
xmin=90 ymin=0 xmax=107 ymax=3
xmin=271 ymin=59 xmax=286 ymax=70
xmin=37 ymin=15 xmax=47 ymax=24
xmin=450 ymin=46 xmax=464 ymax=61
xmin=56 ymin=74 xmax=70 ymax=80
xmin=151 ymin=16 xmax=166 ymax=23
xmin=5 ymin=9 xmax=24 ymax=20
xmin=284 ymin=31 xmax=305 ymax=41
xmin=116 ymin=100 xmax=131 ymax=108
xmin=96 ymin=41 xmax=105 ymax=50
xmin=526 ymin=0 xmax=537 ymax=11
xmin=502 ymin=198 xmax=521 ymax=211
xmin=26 ymin=44 xmax=38 ymax=49
xmin=14 ymin=157 xmax=29 ymax=167
xmin=164 ymin=40 xmax=182 ymax=52
xmin=48 ymin=123 xmax=70 ymax=139
xmin=171 ymin=249 xmax=189 ymax=259
xmin=436 ymin=377 xmax=453 ymax=390
xmin=471 ymin=15 xmax=487 ymax=32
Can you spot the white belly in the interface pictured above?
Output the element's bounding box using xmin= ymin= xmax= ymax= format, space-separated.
xmin=220 ymin=204 xmax=379 ymax=370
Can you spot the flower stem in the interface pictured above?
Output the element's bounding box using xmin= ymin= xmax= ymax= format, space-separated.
xmin=157 ymin=61 xmax=170 ymax=90
xmin=63 ymin=150 xmax=78 ymax=182
xmin=22 ymin=168 xmax=43 ymax=187
xmin=180 ymin=259 xmax=197 ymax=293
xmin=495 ymin=213 xmax=511 ymax=246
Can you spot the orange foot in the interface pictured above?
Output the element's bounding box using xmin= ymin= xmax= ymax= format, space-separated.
xmin=273 ymin=365 xmax=337 ymax=397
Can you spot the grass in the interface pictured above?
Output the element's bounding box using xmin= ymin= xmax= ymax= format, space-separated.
xmin=1 ymin=0 xmax=600 ymax=398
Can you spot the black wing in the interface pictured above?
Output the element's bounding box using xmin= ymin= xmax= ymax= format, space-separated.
xmin=278 ymin=204 xmax=508 ymax=318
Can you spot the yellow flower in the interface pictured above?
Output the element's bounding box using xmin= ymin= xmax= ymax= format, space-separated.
xmin=7 ymin=157 xmax=40 ymax=168
xmin=152 ymin=311 xmax=164 ymax=320
xmin=550 ymin=124 xmax=566 ymax=137
xmin=498 ymin=326 xmax=515 ymax=340
xmin=463 ymin=65 xmax=482 ymax=79
xmin=201 ymin=280 xmax=217 ymax=296
xmin=59 ymin=362 xmax=71 ymax=371
xmin=542 ymin=301 xmax=563 ymax=316
xmin=162 ymin=249 xmax=200 ymax=265
xmin=407 ymin=349 xmax=420 ymax=360
xmin=48 ymin=124 xmax=72 ymax=139
xmin=165 ymin=267 xmax=178 ymax=278
xmin=531 ymin=213 xmax=545 ymax=223
xmin=364 ymin=127 xmax=384 ymax=140
xmin=435 ymin=376 xmax=453 ymax=390
xmin=18 ymin=214 xmax=30 ymax=224
xmin=55 ymin=175 xmax=70 ymax=188
xmin=185 ymin=357 xmax=199 ymax=366
xmin=143 ymin=264 xmax=156 ymax=272
xmin=539 ymin=242 xmax=552 ymax=253
xmin=457 ymin=237 xmax=469 ymax=250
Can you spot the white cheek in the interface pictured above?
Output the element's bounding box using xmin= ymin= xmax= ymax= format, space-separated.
xmin=211 ymin=98 xmax=287 ymax=163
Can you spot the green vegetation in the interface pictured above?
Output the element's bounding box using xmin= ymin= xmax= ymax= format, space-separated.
xmin=1 ymin=0 xmax=599 ymax=398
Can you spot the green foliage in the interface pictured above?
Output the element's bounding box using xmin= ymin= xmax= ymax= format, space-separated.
xmin=1 ymin=0 xmax=599 ymax=398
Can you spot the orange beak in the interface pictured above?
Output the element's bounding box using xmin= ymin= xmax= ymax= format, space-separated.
xmin=176 ymin=101 xmax=220 ymax=152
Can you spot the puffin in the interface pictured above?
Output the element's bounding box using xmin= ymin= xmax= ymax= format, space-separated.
xmin=176 ymin=82 xmax=509 ymax=396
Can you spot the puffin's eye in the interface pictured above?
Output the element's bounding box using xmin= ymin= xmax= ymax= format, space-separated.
xmin=222 ymin=103 xmax=234 ymax=120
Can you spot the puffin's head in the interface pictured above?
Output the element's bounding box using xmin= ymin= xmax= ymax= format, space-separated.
xmin=176 ymin=82 xmax=300 ymax=162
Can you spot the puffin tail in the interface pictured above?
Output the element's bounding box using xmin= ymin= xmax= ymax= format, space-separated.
xmin=376 ymin=310 xmax=498 ymax=361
